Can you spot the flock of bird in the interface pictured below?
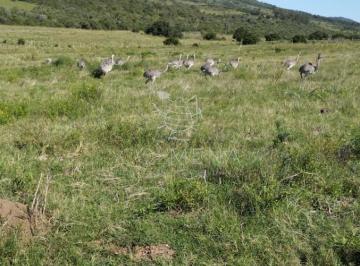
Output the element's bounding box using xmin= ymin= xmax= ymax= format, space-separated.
xmin=59 ymin=52 xmax=323 ymax=83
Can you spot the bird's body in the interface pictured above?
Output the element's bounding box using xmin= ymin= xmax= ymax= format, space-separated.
xmin=205 ymin=58 xmax=216 ymax=66
xmin=229 ymin=57 xmax=240 ymax=69
xmin=168 ymin=55 xmax=183 ymax=69
xmin=283 ymin=53 xmax=301 ymax=70
xmin=45 ymin=58 xmax=52 ymax=65
xmin=183 ymin=54 xmax=195 ymax=69
xmin=77 ymin=59 xmax=86 ymax=70
xmin=144 ymin=64 xmax=169 ymax=83
xmin=299 ymin=54 xmax=322 ymax=79
xmin=115 ymin=56 xmax=130 ymax=66
xmin=100 ymin=55 xmax=115 ymax=75
xmin=201 ymin=63 xmax=220 ymax=77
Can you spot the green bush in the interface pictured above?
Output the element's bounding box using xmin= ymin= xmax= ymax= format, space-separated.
xmin=163 ymin=37 xmax=180 ymax=46
xmin=73 ymin=84 xmax=102 ymax=103
xmin=308 ymin=31 xmax=329 ymax=40
xmin=292 ymin=35 xmax=307 ymax=43
xmin=233 ymin=27 xmax=258 ymax=45
xmin=242 ymin=33 xmax=258 ymax=45
xmin=145 ymin=20 xmax=183 ymax=38
xmin=52 ymin=56 xmax=73 ymax=67
xmin=0 ymin=102 xmax=28 ymax=125
xmin=17 ymin=38 xmax=25 ymax=45
xmin=154 ymin=179 xmax=208 ymax=212
xmin=203 ymin=32 xmax=217 ymax=40
xmin=265 ymin=33 xmax=281 ymax=41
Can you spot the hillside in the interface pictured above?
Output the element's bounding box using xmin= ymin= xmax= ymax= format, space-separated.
xmin=0 ymin=0 xmax=359 ymax=37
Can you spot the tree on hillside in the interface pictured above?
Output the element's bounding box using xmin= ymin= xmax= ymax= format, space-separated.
xmin=265 ymin=33 xmax=281 ymax=41
xmin=233 ymin=27 xmax=258 ymax=45
xmin=145 ymin=20 xmax=183 ymax=38
xmin=203 ymin=32 xmax=217 ymax=40
xmin=308 ymin=31 xmax=329 ymax=40
xmin=292 ymin=35 xmax=307 ymax=43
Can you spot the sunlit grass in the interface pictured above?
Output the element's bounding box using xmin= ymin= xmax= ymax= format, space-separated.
xmin=0 ymin=25 xmax=360 ymax=265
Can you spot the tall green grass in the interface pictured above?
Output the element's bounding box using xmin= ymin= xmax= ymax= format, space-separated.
xmin=0 ymin=25 xmax=359 ymax=265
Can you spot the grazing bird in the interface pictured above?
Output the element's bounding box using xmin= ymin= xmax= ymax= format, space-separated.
xmin=183 ymin=54 xmax=196 ymax=69
xmin=100 ymin=54 xmax=115 ymax=75
xmin=283 ymin=52 xmax=301 ymax=70
xmin=201 ymin=63 xmax=220 ymax=77
xmin=205 ymin=58 xmax=216 ymax=66
xmin=229 ymin=57 xmax=240 ymax=69
xmin=168 ymin=54 xmax=183 ymax=69
xmin=144 ymin=64 xmax=169 ymax=84
xmin=205 ymin=58 xmax=221 ymax=67
xmin=44 ymin=58 xmax=52 ymax=65
xmin=299 ymin=53 xmax=323 ymax=79
xmin=77 ymin=59 xmax=86 ymax=70
xmin=115 ymin=56 xmax=130 ymax=66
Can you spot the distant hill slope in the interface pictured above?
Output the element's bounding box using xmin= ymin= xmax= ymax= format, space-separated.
xmin=0 ymin=0 xmax=35 ymax=11
xmin=0 ymin=0 xmax=359 ymax=38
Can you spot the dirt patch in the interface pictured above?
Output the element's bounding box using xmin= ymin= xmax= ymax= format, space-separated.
xmin=107 ymin=244 xmax=128 ymax=255
xmin=0 ymin=199 xmax=32 ymax=238
xmin=92 ymin=240 xmax=175 ymax=261
xmin=0 ymin=198 xmax=48 ymax=241
xmin=133 ymin=244 xmax=175 ymax=261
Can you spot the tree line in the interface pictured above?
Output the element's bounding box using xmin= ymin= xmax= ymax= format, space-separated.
xmin=0 ymin=0 xmax=359 ymax=41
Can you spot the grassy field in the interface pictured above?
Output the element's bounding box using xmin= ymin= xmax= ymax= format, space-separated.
xmin=0 ymin=25 xmax=360 ymax=265
xmin=0 ymin=0 xmax=35 ymax=10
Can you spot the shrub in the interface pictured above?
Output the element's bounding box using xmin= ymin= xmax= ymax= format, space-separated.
xmin=52 ymin=56 xmax=73 ymax=67
xmin=308 ymin=31 xmax=329 ymax=40
xmin=73 ymin=84 xmax=102 ymax=103
xmin=292 ymin=35 xmax=307 ymax=43
xmin=242 ymin=33 xmax=258 ymax=45
xmin=145 ymin=20 xmax=183 ymax=38
xmin=0 ymin=101 xmax=28 ymax=125
xmin=265 ymin=33 xmax=281 ymax=41
xmin=154 ymin=179 xmax=208 ymax=212
xmin=17 ymin=38 xmax=25 ymax=45
xmin=233 ymin=27 xmax=258 ymax=45
xmin=203 ymin=32 xmax=217 ymax=40
xmin=332 ymin=33 xmax=347 ymax=40
xmin=163 ymin=37 xmax=180 ymax=46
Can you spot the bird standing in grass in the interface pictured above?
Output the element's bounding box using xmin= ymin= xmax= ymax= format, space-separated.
xmin=115 ymin=56 xmax=130 ymax=66
xmin=229 ymin=57 xmax=240 ymax=69
xmin=283 ymin=52 xmax=301 ymax=70
xmin=183 ymin=54 xmax=196 ymax=69
xmin=77 ymin=59 xmax=86 ymax=70
xmin=168 ymin=54 xmax=183 ymax=69
xmin=299 ymin=53 xmax=323 ymax=79
xmin=205 ymin=58 xmax=216 ymax=66
xmin=144 ymin=64 xmax=169 ymax=84
xmin=201 ymin=63 xmax=220 ymax=77
xmin=100 ymin=54 xmax=115 ymax=75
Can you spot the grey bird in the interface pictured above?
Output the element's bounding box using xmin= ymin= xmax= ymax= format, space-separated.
xmin=44 ymin=58 xmax=52 ymax=65
xmin=283 ymin=52 xmax=301 ymax=70
xmin=205 ymin=58 xmax=221 ymax=67
xmin=205 ymin=58 xmax=216 ymax=66
xmin=183 ymin=54 xmax=196 ymax=69
xmin=144 ymin=64 xmax=169 ymax=84
xmin=168 ymin=54 xmax=183 ymax=69
xmin=100 ymin=54 xmax=115 ymax=75
xmin=201 ymin=63 xmax=220 ymax=77
xmin=229 ymin=57 xmax=240 ymax=69
xmin=299 ymin=53 xmax=323 ymax=79
xmin=115 ymin=56 xmax=130 ymax=66
xmin=77 ymin=59 xmax=86 ymax=70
